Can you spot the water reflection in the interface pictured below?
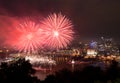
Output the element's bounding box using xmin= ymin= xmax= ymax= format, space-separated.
xmin=34 ymin=62 xmax=90 ymax=80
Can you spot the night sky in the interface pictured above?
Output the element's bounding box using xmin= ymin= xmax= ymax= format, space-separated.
xmin=0 ymin=0 xmax=120 ymax=42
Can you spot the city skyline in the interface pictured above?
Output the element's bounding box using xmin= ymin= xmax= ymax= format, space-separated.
xmin=0 ymin=1 xmax=120 ymax=82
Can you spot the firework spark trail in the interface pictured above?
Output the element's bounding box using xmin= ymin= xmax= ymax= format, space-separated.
xmin=41 ymin=13 xmax=74 ymax=49
xmin=8 ymin=20 xmax=44 ymax=53
xmin=4 ymin=13 xmax=74 ymax=53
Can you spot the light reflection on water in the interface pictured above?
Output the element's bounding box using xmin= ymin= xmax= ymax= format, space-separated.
xmin=34 ymin=70 xmax=50 ymax=81
xmin=34 ymin=63 xmax=89 ymax=80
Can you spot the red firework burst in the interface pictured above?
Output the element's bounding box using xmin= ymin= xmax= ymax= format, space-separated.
xmin=41 ymin=13 xmax=74 ymax=49
xmin=8 ymin=20 xmax=44 ymax=53
xmin=4 ymin=13 xmax=74 ymax=53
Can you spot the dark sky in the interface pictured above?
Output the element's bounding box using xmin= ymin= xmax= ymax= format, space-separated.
xmin=0 ymin=0 xmax=120 ymax=42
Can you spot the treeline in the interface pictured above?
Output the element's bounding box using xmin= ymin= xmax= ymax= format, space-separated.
xmin=0 ymin=58 xmax=120 ymax=83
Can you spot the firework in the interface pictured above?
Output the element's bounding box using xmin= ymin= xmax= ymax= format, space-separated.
xmin=41 ymin=13 xmax=74 ymax=49
xmin=7 ymin=20 xmax=44 ymax=53
xmin=5 ymin=13 xmax=74 ymax=53
xmin=25 ymin=55 xmax=56 ymax=66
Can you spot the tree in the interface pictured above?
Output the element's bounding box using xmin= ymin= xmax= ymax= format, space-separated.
xmin=0 ymin=58 xmax=41 ymax=83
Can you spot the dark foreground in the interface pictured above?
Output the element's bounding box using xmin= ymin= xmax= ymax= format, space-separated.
xmin=0 ymin=58 xmax=120 ymax=83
